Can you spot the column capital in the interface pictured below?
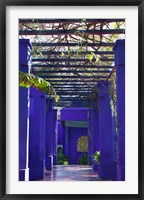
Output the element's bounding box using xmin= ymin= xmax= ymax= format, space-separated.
xmin=30 ymin=87 xmax=45 ymax=97
xmin=97 ymin=81 xmax=111 ymax=97
xmin=19 ymin=39 xmax=32 ymax=73
xmin=46 ymin=98 xmax=53 ymax=111
xmin=19 ymin=39 xmax=32 ymax=49
xmin=97 ymin=81 xmax=110 ymax=88
xmin=113 ymin=39 xmax=125 ymax=51
xmin=113 ymin=39 xmax=125 ymax=67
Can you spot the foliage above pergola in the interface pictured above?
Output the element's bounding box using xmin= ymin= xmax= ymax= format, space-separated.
xmin=19 ymin=18 xmax=125 ymax=107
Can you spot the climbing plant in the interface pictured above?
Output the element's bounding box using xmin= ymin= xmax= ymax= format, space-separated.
xmin=19 ymin=71 xmax=59 ymax=102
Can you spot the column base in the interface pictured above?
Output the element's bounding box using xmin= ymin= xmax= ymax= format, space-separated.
xmin=92 ymin=163 xmax=99 ymax=172
xmin=45 ymin=156 xmax=53 ymax=170
xmin=53 ymin=155 xmax=57 ymax=165
xmin=29 ymin=160 xmax=45 ymax=181
xmin=99 ymin=162 xmax=117 ymax=181
xmin=117 ymin=166 xmax=125 ymax=181
xmin=19 ymin=168 xmax=29 ymax=181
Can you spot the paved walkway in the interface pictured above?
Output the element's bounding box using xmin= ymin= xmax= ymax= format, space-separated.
xmin=42 ymin=165 xmax=101 ymax=181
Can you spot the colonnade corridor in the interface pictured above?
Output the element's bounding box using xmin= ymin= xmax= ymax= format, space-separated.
xmin=19 ymin=32 xmax=125 ymax=182
xmin=39 ymin=165 xmax=106 ymax=181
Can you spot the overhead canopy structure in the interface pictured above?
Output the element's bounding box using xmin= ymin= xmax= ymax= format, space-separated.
xmin=19 ymin=18 xmax=125 ymax=107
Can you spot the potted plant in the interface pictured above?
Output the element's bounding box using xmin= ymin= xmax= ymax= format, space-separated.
xmin=79 ymin=154 xmax=88 ymax=165
xmin=63 ymin=156 xmax=70 ymax=165
xmin=92 ymin=151 xmax=100 ymax=171
xmin=57 ymin=152 xmax=64 ymax=165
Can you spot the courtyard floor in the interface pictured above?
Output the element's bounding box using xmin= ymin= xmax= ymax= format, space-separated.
xmin=41 ymin=165 xmax=102 ymax=181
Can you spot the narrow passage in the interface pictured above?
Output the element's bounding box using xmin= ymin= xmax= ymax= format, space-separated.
xmin=40 ymin=165 xmax=102 ymax=181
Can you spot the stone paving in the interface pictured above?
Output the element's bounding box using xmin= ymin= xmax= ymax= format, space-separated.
xmin=42 ymin=165 xmax=102 ymax=181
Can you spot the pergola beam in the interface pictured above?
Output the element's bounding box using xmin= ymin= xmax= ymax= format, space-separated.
xmin=32 ymin=64 xmax=113 ymax=68
xmin=57 ymin=90 xmax=93 ymax=93
xmin=19 ymin=19 xmax=125 ymax=24
xmin=32 ymin=58 xmax=113 ymax=62
xmin=55 ymin=90 xmax=94 ymax=92
xmin=34 ymin=70 xmax=111 ymax=73
xmin=53 ymin=85 xmax=95 ymax=88
xmin=58 ymin=97 xmax=90 ymax=100
xmin=100 ymin=58 xmax=114 ymax=62
xmin=39 ymin=75 xmax=107 ymax=78
xmin=32 ymin=42 xmax=115 ymax=47
xmin=52 ymin=84 xmax=96 ymax=87
xmin=19 ymin=29 xmax=125 ymax=35
xmin=34 ymin=51 xmax=114 ymax=55
xmin=46 ymin=79 xmax=101 ymax=82
xmin=52 ymin=82 xmax=96 ymax=85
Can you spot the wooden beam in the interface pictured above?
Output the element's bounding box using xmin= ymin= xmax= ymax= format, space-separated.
xmin=53 ymin=85 xmax=95 ymax=88
xmin=38 ymin=75 xmax=108 ymax=78
xmin=34 ymin=70 xmax=111 ymax=73
xmin=58 ymin=97 xmax=90 ymax=100
xmin=46 ymin=79 xmax=101 ymax=82
xmin=52 ymin=84 xmax=96 ymax=87
xmin=100 ymin=58 xmax=114 ymax=62
xmin=32 ymin=58 xmax=113 ymax=62
xmin=32 ymin=42 xmax=115 ymax=47
xmin=55 ymin=89 xmax=94 ymax=92
xmin=19 ymin=29 xmax=125 ymax=35
xmin=32 ymin=64 xmax=113 ymax=68
xmin=19 ymin=19 xmax=125 ymax=24
xmin=34 ymin=51 xmax=114 ymax=55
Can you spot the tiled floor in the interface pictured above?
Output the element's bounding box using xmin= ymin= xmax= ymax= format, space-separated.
xmin=41 ymin=165 xmax=102 ymax=181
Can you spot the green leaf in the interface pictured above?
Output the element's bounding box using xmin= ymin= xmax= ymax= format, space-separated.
xmin=19 ymin=71 xmax=59 ymax=102
xmin=61 ymin=52 xmax=65 ymax=57
xmin=87 ymin=53 xmax=94 ymax=62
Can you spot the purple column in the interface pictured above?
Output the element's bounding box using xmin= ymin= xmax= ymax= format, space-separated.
xmin=58 ymin=121 xmax=64 ymax=145
xmin=45 ymin=99 xmax=53 ymax=170
xmin=92 ymin=101 xmax=99 ymax=171
xmin=19 ymin=39 xmax=32 ymax=181
xmin=53 ymin=110 xmax=58 ymax=165
xmin=111 ymin=106 xmax=117 ymax=163
xmin=64 ymin=126 xmax=69 ymax=156
xmin=98 ymin=82 xmax=117 ymax=180
xmin=113 ymin=40 xmax=125 ymax=181
xmin=29 ymin=87 xmax=46 ymax=181
xmin=88 ymin=110 xmax=92 ymax=165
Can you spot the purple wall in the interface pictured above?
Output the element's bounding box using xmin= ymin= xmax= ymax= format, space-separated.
xmin=61 ymin=108 xmax=89 ymax=121
xmin=59 ymin=108 xmax=89 ymax=164
xmin=58 ymin=121 xmax=64 ymax=145
xmin=69 ymin=127 xmax=88 ymax=164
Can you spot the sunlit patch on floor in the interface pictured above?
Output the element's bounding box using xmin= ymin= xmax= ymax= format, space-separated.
xmin=40 ymin=165 xmax=100 ymax=181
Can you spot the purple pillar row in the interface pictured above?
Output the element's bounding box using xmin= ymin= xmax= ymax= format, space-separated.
xmin=19 ymin=39 xmax=58 ymax=180
xmin=29 ymin=87 xmax=46 ymax=181
xmin=45 ymin=99 xmax=54 ymax=170
xmin=91 ymin=101 xmax=99 ymax=171
xmin=19 ymin=39 xmax=124 ymax=181
xmin=88 ymin=110 xmax=92 ymax=164
xmin=64 ymin=126 xmax=69 ymax=156
xmin=53 ymin=110 xmax=58 ymax=165
xmin=19 ymin=39 xmax=32 ymax=181
xmin=114 ymin=40 xmax=125 ymax=181
xmin=98 ymin=82 xmax=117 ymax=180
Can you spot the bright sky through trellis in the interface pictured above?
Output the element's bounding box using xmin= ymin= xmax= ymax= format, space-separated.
xmin=19 ymin=18 xmax=125 ymax=107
